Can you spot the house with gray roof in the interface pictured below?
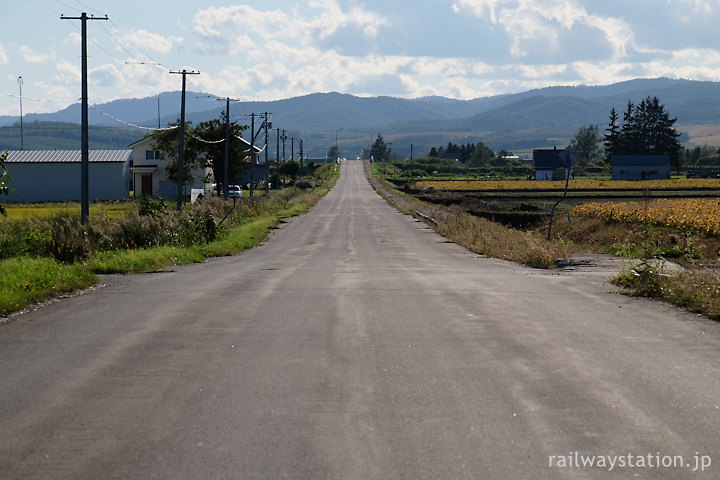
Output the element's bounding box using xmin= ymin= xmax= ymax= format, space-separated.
xmin=533 ymin=146 xmax=577 ymax=181
xmin=3 ymin=149 xmax=131 ymax=203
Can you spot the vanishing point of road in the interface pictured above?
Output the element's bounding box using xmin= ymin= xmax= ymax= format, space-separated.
xmin=1 ymin=161 xmax=718 ymax=479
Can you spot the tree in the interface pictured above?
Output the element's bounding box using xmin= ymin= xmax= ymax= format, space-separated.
xmin=327 ymin=145 xmax=340 ymax=163
xmin=603 ymin=108 xmax=621 ymax=163
xmin=570 ymin=125 xmax=602 ymax=166
xmin=429 ymin=146 xmax=438 ymax=157
xmin=467 ymin=142 xmax=495 ymax=166
xmin=189 ymin=112 xmax=250 ymax=193
xmin=604 ymin=97 xmax=683 ymax=171
xmin=146 ymin=122 xmax=200 ymax=184
xmin=278 ymin=160 xmax=300 ymax=180
xmin=0 ymin=150 xmax=12 ymax=216
xmin=370 ymin=135 xmax=390 ymax=162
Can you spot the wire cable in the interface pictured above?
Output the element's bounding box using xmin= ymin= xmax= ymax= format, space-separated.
xmin=186 ymin=130 xmax=225 ymax=144
xmin=0 ymin=89 xmax=77 ymax=104
xmin=90 ymin=104 xmax=178 ymax=131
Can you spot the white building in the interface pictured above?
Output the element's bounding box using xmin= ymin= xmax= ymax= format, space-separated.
xmin=129 ymin=136 xmax=213 ymax=199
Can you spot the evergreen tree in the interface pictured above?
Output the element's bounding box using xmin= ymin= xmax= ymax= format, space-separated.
xmin=603 ymin=107 xmax=621 ymax=163
xmin=621 ymin=100 xmax=640 ymax=154
xmin=605 ymin=97 xmax=683 ymax=172
xmin=429 ymin=146 xmax=438 ymax=157
xmin=370 ymin=135 xmax=390 ymax=162
xmin=327 ymin=145 xmax=340 ymax=162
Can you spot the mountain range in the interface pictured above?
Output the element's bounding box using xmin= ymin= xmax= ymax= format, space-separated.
xmin=2 ymin=77 xmax=720 ymax=158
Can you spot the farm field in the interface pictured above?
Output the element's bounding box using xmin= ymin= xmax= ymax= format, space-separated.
xmin=414 ymin=178 xmax=720 ymax=191
xmin=0 ymin=200 xmax=134 ymax=221
xmin=571 ymin=198 xmax=720 ymax=237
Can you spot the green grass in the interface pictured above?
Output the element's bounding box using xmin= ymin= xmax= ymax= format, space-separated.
xmin=0 ymin=166 xmax=339 ymax=317
xmin=0 ymin=257 xmax=97 ymax=315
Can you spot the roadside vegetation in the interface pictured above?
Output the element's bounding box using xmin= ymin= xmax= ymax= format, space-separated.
xmin=0 ymin=164 xmax=338 ymax=317
xmin=371 ymin=159 xmax=720 ymax=321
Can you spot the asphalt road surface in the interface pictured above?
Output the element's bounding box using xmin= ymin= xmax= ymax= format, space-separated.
xmin=1 ymin=161 xmax=718 ymax=479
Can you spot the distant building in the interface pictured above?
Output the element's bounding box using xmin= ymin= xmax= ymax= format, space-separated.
xmin=533 ymin=146 xmax=577 ymax=181
xmin=610 ymin=155 xmax=670 ymax=180
xmin=3 ymin=149 xmax=131 ymax=203
xmin=129 ymin=136 xmax=214 ymax=199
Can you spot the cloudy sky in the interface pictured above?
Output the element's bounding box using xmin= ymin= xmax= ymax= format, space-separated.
xmin=1 ymin=0 xmax=719 ymax=116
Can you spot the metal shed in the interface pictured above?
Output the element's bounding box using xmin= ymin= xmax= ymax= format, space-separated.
xmin=610 ymin=155 xmax=670 ymax=180
xmin=3 ymin=149 xmax=131 ymax=202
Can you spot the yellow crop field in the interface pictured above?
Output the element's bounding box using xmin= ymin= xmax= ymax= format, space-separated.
xmin=416 ymin=178 xmax=720 ymax=191
xmin=571 ymin=198 xmax=720 ymax=236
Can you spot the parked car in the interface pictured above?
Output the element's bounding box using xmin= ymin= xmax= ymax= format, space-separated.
xmin=228 ymin=185 xmax=242 ymax=198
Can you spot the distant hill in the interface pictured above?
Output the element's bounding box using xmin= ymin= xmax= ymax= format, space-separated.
xmin=2 ymin=78 xmax=720 ymax=157
xmin=0 ymin=121 xmax=139 ymax=151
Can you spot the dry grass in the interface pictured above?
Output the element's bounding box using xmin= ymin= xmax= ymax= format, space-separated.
xmin=367 ymin=164 xmax=572 ymax=268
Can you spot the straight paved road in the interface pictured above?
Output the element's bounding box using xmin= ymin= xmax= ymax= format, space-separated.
xmin=1 ymin=161 xmax=718 ymax=479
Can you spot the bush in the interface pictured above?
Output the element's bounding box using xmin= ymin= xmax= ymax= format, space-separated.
xmin=294 ymin=179 xmax=314 ymax=190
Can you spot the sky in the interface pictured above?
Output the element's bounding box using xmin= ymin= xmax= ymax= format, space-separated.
xmin=1 ymin=0 xmax=720 ymax=117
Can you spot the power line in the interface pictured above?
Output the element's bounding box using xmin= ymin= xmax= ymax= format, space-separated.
xmin=89 ymin=104 xmax=178 ymax=131
xmin=0 ymin=90 xmax=77 ymax=104
xmin=186 ymin=130 xmax=225 ymax=144
xmin=27 ymin=0 xmax=62 ymax=15
xmin=71 ymin=0 xmax=103 ymax=16
xmin=107 ymin=18 xmax=169 ymax=69
xmin=53 ymin=0 xmax=79 ymax=11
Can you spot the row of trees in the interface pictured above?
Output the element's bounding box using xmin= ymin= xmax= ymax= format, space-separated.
xmin=568 ymin=97 xmax=684 ymax=171
xmin=604 ymin=96 xmax=682 ymax=170
xmin=428 ymin=141 xmax=511 ymax=167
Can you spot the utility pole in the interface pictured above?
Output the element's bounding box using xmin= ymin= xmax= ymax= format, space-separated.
xmin=218 ymin=97 xmax=241 ymax=199
xmin=299 ymin=139 xmax=304 ymax=176
xmin=61 ymin=12 xmax=108 ymax=224
xmin=264 ymin=112 xmax=270 ymax=194
xmin=274 ymin=127 xmax=280 ymax=189
xmin=282 ymin=129 xmax=287 ymax=161
xmin=250 ymin=113 xmax=255 ymax=198
xmin=17 ymin=77 xmax=23 ymax=150
xmin=410 ymin=144 xmax=414 ymax=183
xmin=291 ymin=138 xmax=294 ymax=162
xmin=169 ymin=69 xmax=200 ymax=211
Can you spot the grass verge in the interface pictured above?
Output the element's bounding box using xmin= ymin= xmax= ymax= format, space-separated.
xmin=0 ymin=257 xmax=97 ymax=316
xmin=613 ymin=261 xmax=720 ymax=320
xmin=1 ymin=166 xmax=338 ymax=317
xmin=367 ymin=162 xmax=573 ymax=268
xmin=371 ymin=163 xmax=720 ymax=320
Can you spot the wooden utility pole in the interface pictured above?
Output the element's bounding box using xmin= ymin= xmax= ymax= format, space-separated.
xmin=218 ymin=97 xmax=241 ymax=199
xmin=169 ymin=69 xmax=200 ymax=211
xmin=61 ymin=12 xmax=108 ymax=224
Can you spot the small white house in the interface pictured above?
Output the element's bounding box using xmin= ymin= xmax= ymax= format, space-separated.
xmin=3 ymin=149 xmax=131 ymax=203
xmin=129 ymin=136 xmax=213 ymax=199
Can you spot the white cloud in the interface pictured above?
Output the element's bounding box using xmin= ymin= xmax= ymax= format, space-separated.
xmin=90 ymin=64 xmax=123 ymax=88
xmin=0 ymin=43 xmax=8 ymax=65
xmin=123 ymin=29 xmax=182 ymax=54
xmin=20 ymin=46 xmax=56 ymax=64
xmin=53 ymin=61 xmax=80 ymax=86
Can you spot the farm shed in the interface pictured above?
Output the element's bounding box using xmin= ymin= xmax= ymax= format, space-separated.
xmin=3 ymin=149 xmax=131 ymax=203
xmin=610 ymin=155 xmax=670 ymax=180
